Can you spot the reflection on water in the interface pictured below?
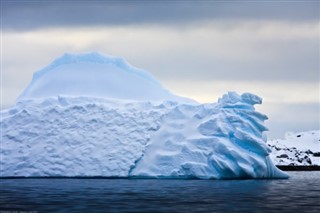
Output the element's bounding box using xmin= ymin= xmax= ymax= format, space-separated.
xmin=1 ymin=172 xmax=319 ymax=213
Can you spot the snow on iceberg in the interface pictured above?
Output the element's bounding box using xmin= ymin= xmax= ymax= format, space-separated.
xmin=18 ymin=52 xmax=195 ymax=104
xmin=0 ymin=52 xmax=288 ymax=179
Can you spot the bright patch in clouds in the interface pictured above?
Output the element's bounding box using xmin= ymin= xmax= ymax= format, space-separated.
xmin=163 ymin=80 xmax=319 ymax=104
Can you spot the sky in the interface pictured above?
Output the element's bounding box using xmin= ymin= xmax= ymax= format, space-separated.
xmin=1 ymin=0 xmax=319 ymax=138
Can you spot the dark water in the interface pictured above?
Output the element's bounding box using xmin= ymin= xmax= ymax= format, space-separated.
xmin=1 ymin=172 xmax=319 ymax=213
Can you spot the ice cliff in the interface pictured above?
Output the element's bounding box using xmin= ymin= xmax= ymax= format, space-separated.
xmin=0 ymin=52 xmax=288 ymax=179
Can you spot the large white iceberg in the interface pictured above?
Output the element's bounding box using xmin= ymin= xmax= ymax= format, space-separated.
xmin=0 ymin=52 xmax=288 ymax=179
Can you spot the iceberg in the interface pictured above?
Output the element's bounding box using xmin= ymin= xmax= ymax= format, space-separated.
xmin=18 ymin=52 xmax=195 ymax=104
xmin=0 ymin=52 xmax=288 ymax=179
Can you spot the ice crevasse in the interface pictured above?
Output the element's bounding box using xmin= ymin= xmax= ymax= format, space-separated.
xmin=0 ymin=52 xmax=288 ymax=179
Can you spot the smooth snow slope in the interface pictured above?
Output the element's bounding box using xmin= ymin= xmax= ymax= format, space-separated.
xmin=0 ymin=52 xmax=288 ymax=179
xmin=18 ymin=52 xmax=195 ymax=103
xmin=268 ymin=130 xmax=320 ymax=166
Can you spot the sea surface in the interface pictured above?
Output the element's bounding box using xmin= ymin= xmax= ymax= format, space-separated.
xmin=1 ymin=172 xmax=319 ymax=213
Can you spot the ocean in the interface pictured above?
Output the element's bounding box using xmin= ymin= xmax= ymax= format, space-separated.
xmin=1 ymin=172 xmax=319 ymax=213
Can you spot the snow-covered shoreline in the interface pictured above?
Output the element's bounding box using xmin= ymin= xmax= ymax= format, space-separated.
xmin=268 ymin=130 xmax=320 ymax=166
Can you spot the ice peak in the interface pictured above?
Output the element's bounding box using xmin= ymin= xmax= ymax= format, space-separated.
xmin=18 ymin=52 xmax=196 ymax=104
xmin=34 ymin=52 xmax=144 ymax=80
xmin=51 ymin=52 xmax=125 ymax=66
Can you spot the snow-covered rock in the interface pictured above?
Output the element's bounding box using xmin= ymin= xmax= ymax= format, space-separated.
xmin=268 ymin=130 xmax=320 ymax=166
xmin=0 ymin=52 xmax=288 ymax=179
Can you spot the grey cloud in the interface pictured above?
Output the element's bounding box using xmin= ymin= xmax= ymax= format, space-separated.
xmin=261 ymin=102 xmax=320 ymax=138
xmin=133 ymin=41 xmax=319 ymax=83
xmin=2 ymin=0 xmax=319 ymax=31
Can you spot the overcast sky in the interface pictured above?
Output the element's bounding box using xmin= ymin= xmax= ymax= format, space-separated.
xmin=1 ymin=0 xmax=319 ymax=138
